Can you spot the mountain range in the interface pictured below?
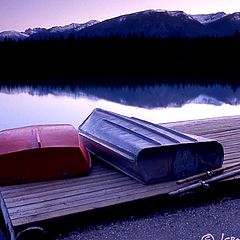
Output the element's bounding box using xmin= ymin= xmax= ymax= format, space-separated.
xmin=1 ymin=10 xmax=240 ymax=41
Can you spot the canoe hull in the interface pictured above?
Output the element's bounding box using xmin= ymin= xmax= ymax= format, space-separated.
xmin=79 ymin=109 xmax=224 ymax=184
xmin=0 ymin=124 xmax=91 ymax=185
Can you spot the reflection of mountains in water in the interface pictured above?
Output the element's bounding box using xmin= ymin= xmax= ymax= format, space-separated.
xmin=1 ymin=84 xmax=240 ymax=108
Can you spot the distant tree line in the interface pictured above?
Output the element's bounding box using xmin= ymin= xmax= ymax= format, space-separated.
xmin=0 ymin=35 xmax=240 ymax=87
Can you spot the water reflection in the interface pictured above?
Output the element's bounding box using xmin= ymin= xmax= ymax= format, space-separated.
xmin=0 ymin=84 xmax=240 ymax=130
xmin=1 ymin=84 xmax=240 ymax=108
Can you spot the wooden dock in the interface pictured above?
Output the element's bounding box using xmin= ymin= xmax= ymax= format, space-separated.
xmin=1 ymin=115 xmax=240 ymax=240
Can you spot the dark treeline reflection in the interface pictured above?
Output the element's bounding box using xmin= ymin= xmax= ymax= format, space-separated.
xmin=0 ymin=36 xmax=240 ymax=86
xmin=1 ymin=84 xmax=240 ymax=108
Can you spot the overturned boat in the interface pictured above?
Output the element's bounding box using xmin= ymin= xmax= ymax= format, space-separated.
xmin=0 ymin=124 xmax=91 ymax=185
xmin=79 ymin=108 xmax=224 ymax=184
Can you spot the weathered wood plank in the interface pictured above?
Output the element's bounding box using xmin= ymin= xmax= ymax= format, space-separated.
xmin=11 ymin=180 xmax=180 ymax=226
xmin=224 ymin=159 xmax=240 ymax=165
xmin=1 ymin=170 xmax=124 ymax=198
xmin=5 ymin=177 xmax=133 ymax=208
xmin=0 ymin=163 xmax=119 ymax=192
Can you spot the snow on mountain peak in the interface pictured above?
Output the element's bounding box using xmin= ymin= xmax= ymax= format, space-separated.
xmin=24 ymin=27 xmax=46 ymax=35
xmin=141 ymin=9 xmax=187 ymax=16
xmin=167 ymin=10 xmax=195 ymax=21
xmin=142 ymin=9 xmax=165 ymax=14
xmin=191 ymin=12 xmax=226 ymax=24
xmin=0 ymin=31 xmax=28 ymax=40
xmin=167 ymin=11 xmax=186 ymax=16
xmin=118 ymin=16 xmax=127 ymax=22
xmin=75 ymin=20 xmax=99 ymax=30
xmin=231 ymin=12 xmax=240 ymax=21
xmin=49 ymin=23 xmax=82 ymax=33
xmin=49 ymin=20 xmax=99 ymax=33
xmin=141 ymin=10 xmax=193 ymax=21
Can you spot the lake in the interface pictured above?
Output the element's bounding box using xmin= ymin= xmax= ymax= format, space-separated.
xmin=0 ymin=84 xmax=240 ymax=131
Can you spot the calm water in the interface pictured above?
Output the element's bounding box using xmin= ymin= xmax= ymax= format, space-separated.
xmin=1 ymin=84 xmax=240 ymax=131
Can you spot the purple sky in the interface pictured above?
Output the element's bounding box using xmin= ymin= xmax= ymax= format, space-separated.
xmin=1 ymin=0 xmax=240 ymax=32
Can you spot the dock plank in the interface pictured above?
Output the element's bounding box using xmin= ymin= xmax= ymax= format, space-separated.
xmin=0 ymin=115 xmax=240 ymax=240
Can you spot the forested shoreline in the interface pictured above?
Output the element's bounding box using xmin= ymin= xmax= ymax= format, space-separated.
xmin=1 ymin=35 xmax=240 ymax=87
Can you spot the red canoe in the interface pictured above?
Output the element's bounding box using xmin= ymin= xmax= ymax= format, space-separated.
xmin=0 ymin=124 xmax=91 ymax=185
